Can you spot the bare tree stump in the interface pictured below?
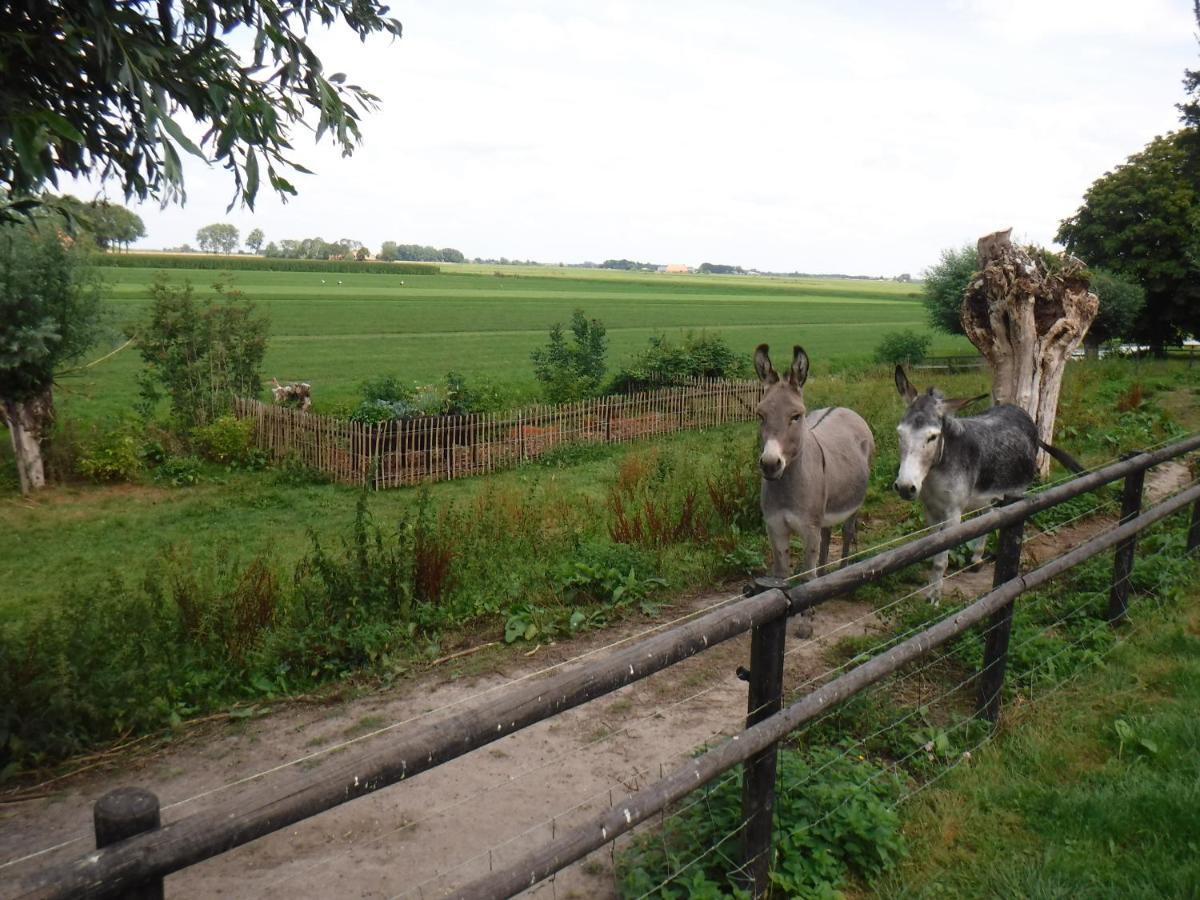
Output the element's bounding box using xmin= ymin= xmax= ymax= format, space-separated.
xmin=962 ymin=229 xmax=1098 ymax=475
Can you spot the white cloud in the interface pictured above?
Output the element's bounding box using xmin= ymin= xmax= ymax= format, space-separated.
xmin=69 ymin=0 xmax=1199 ymax=275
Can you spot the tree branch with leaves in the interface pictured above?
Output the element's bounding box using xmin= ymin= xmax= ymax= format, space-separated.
xmin=0 ymin=1 xmax=403 ymax=220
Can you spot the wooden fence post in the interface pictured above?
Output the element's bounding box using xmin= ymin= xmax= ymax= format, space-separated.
xmin=1108 ymin=453 xmax=1146 ymax=625
xmin=976 ymin=512 xmax=1026 ymax=722
xmin=739 ymin=576 xmax=788 ymax=896
xmin=94 ymin=787 xmax=164 ymax=900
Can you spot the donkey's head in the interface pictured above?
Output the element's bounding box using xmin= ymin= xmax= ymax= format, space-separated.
xmin=754 ymin=344 xmax=810 ymax=480
xmin=892 ymin=366 xmax=984 ymax=499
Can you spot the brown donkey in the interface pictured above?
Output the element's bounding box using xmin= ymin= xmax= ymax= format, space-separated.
xmin=755 ymin=345 xmax=874 ymax=632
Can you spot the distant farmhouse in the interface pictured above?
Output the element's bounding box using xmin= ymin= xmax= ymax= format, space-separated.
xmin=663 ymin=263 xmax=692 ymax=274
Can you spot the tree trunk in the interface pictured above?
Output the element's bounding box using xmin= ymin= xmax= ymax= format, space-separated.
xmin=1 ymin=386 xmax=55 ymax=494
xmin=961 ymin=229 xmax=1099 ymax=477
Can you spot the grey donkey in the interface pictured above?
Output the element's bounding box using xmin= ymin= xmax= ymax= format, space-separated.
xmin=755 ymin=345 xmax=875 ymax=635
xmin=892 ymin=366 xmax=1083 ymax=602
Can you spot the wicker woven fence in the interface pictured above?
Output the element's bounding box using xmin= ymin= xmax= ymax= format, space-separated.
xmin=233 ymin=378 xmax=763 ymax=489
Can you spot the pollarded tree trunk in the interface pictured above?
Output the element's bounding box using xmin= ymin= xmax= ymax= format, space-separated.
xmin=962 ymin=229 xmax=1099 ymax=476
xmin=1 ymin=385 xmax=54 ymax=494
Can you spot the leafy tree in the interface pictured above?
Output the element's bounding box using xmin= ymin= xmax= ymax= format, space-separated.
xmin=0 ymin=1 xmax=403 ymax=219
xmin=873 ymin=330 xmax=932 ymax=366
xmin=439 ymin=247 xmax=465 ymax=264
xmin=378 ymin=241 xmax=398 ymax=261
xmin=196 ymin=223 xmax=240 ymax=254
xmin=132 ymin=275 xmax=268 ymax=428
xmin=698 ymin=262 xmax=745 ymax=275
xmin=1084 ymin=269 xmax=1145 ymax=352
xmin=921 ymin=245 xmax=978 ymax=335
xmin=530 ymin=310 xmax=608 ymax=402
xmin=47 ymin=195 xmax=145 ymax=251
xmin=1057 ymin=132 xmax=1200 ymax=353
xmin=245 ymin=228 xmax=265 ymax=254
xmin=0 ymin=216 xmax=101 ymax=492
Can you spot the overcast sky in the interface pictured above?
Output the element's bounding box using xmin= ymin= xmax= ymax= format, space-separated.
xmin=73 ymin=0 xmax=1198 ymax=275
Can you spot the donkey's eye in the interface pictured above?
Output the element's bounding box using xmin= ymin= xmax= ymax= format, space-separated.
xmin=790 ymin=414 xmax=803 ymax=424
xmin=926 ymin=434 xmax=938 ymax=444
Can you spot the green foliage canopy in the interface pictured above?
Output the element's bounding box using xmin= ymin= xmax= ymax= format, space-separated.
xmin=0 ymin=218 xmax=101 ymax=404
xmin=1057 ymin=132 xmax=1200 ymax=350
xmin=245 ymin=228 xmax=265 ymax=254
xmin=921 ymin=245 xmax=978 ymax=335
xmin=530 ymin=309 xmax=608 ymax=402
xmin=1085 ymin=269 xmax=1145 ymax=347
xmin=196 ymin=223 xmax=240 ymax=254
xmin=0 ymin=0 xmax=403 ymax=215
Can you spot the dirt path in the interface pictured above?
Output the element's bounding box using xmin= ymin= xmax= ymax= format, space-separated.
xmin=1 ymin=462 xmax=1189 ymax=899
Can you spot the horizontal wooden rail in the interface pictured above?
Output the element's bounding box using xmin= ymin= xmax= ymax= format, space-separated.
xmin=14 ymin=434 xmax=1200 ymax=899
xmin=453 ymin=480 xmax=1200 ymax=899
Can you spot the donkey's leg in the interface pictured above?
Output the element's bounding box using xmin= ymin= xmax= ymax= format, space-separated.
xmin=967 ymin=532 xmax=988 ymax=570
xmin=926 ymin=506 xmax=963 ymax=604
xmin=766 ymin=518 xmax=792 ymax=579
xmin=919 ymin=501 xmax=954 ymax=604
xmin=840 ymin=516 xmax=857 ymax=568
xmin=798 ymin=521 xmax=823 ymax=581
xmin=818 ymin=528 xmax=832 ymax=573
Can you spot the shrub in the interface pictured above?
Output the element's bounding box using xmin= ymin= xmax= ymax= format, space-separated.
xmin=530 ymin=309 xmax=608 ymax=402
xmin=77 ymin=421 xmax=143 ymax=482
xmin=155 ymin=455 xmax=203 ymax=487
xmin=609 ymin=332 xmax=750 ymax=393
xmin=131 ymin=275 xmax=269 ymax=429
xmin=874 ymin=329 xmax=933 ymax=366
xmin=192 ymin=415 xmax=253 ymax=463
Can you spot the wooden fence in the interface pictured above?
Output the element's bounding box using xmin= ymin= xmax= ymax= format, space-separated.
xmin=233 ymin=379 xmax=763 ymax=489
xmin=14 ymin=433 xmax=1200 ymax=900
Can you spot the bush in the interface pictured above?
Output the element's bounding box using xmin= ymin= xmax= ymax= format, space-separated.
xmin=348 ymin=372 xmax=508 ymax=422
xmin=155 ymin=455 xmax=203 ymax=487
xmin=874 ymin=329 xmax=933 ymax=366
xmin=609 ymin=331 xmax=750 ymax=393
xmin=98 ymin=252 xmax=438 ymax=275
xmin=530 ymin=309 xmax=608 ymax=402
xmin=191 ymin=415 xmax=253 ymax=463
xmin=132 ymin=275 xmax=269 ymax=429
xmin=77 ymin=421 xmax=143 ymax=482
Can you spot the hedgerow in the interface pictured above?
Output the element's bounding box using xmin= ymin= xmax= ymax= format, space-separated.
xmin=98 ymin=253 xmax=439 ymax=275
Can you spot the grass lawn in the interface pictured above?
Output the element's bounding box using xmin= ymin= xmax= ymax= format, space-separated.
xmin=873 ymin=593 xmax=1200 ymax=899
xmin=59 ymin=264 xmax=972 ymax=420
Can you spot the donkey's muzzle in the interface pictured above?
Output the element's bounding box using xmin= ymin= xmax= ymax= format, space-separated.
xmin=759 ymin=457 xmax=785 ymax=480
xmin=893 ymin=480 xmax=917 ymax=501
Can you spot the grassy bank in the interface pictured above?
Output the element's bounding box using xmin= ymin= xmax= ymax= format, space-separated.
xmin=873 ymin=590 xmax=1200 ymax=898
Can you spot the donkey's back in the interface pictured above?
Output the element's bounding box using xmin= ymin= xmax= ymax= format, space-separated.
xmin=809 ymin=407 xmax=874 ymax=524
xmin=953 ymin=404 xmax=1038 ymax=500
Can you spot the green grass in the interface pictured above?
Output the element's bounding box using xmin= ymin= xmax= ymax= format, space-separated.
xmin=61 ymin=264 xmax=971 ymax=420
xmin=872 ymin=596 xmax=1200 ymax=899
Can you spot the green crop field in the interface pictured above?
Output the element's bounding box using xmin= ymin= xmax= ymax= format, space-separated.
xmin=62 ymin=262 xmax=972 ymax=420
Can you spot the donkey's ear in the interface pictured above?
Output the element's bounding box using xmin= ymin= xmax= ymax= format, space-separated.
xmin=788 ymin=346 xmax=810 ymax=388
xmin=894 ymin=366 xmax=918 ymax=404
xmin=754 ymin=344 xmax=779 ymax=384
xmin=942 ymin=393 xmax=988 ymax=415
